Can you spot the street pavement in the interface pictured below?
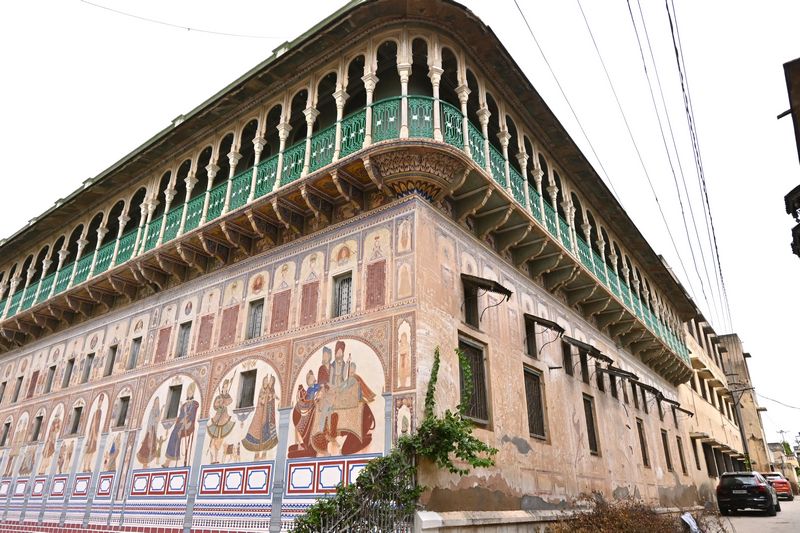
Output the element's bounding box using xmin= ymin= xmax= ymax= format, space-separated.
xmin=721 ymin=498 xmax=800 ymax=533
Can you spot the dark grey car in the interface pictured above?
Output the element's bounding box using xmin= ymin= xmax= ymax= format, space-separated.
xmin=717 ymin=471 xmax=781 ymax=516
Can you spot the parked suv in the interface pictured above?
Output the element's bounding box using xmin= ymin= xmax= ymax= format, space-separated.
xmin=717 ymin=471 xmax=781 ymax=516
xmin=762 ymin=472 xmax=794 ymax=500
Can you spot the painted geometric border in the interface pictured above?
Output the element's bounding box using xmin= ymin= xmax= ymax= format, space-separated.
xmin=199 ymin=462 xmax=272 ymax=498
xmin=129 ymin=467 xmax=189 ymax=498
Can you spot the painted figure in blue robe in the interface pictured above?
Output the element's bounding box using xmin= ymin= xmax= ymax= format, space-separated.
xmin=241 ymin=375 xmax=278 ymax=460
xmin=163 ymin=383 xmax=199 ymax=468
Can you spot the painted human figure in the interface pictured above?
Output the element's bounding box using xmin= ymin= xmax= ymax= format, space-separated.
xmin=136 ymin=397 xmax=161 ymax=468
xmin=317 ymin=347 xmax=331 ymax=386
xmin=57 ymin=440 xmax=74 ymax=474
xmin=241 ymin=375 xmax=279 ymax=460
xmin=329 ymin=341 xmax=348 ymax=386
xmin=288 ymin=371 xmax=321 ymax=457
xmin=163 ymin=384 xmax=199 ymax=468
xmin=18 ymin=446 xmax=35 ymax=476
xmin=207 ymin=379 xmax=235 ymax=464
xmin=39 ymin=415 xmax=61 ymax=475
xmin=3 ymin=424 xmax=24 ymax=477
xmin=104 ymin=434 xmax=120 ymax=471
xmin=398 ymin=331 xmax=411 ymax=388
xmin=82 ymin=402 xmax=103 ymax=472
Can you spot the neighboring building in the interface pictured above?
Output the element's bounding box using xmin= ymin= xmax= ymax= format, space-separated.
xmin=0 ymin=1 xmax=760 ymax=531
xmin=718 ymin=334 xmax=772 ymax=473
xmin=679 ymin=315 xmax=745 ymax=502
xmin=783 ymin=57 xmax=800 ymax=258
xmin=768 ymin=442 xmax=800 ymax=486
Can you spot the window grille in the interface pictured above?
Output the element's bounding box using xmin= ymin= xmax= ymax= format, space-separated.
xmin=641 ymin=387 xmax=649 ymax=414
xmin=609 ymin=373 xmax=618 ymax=398
xmin=636 ymin=418 xmax=649 ymax=467
xmin=246 ymin=299 xmax=264 ymax=340
xmin=583 ymin=395 xmax=599 ymax=454
xmin=166 ymin=385 xmax=183 ymax=419
xmin=238 ymin=370 xmax=257 ymax=409
xmin=459 ymin=340 xmax=489 ymax=424
xmin=128 ymin=338 xmax=142 ymax=370
xmin=524 ymin=368 xmax=545 ymax=438
xmin=333 ymin=273 xmax=352 ymax=317
xmin=632 ymin=383 xmax=640 ymax=410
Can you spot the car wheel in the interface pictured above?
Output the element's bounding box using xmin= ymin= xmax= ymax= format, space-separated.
xmin=790 ymin=494 xmax=795 ymax=501
xmin=719 ymin=506 xmax=730 ymax=516
xmin=777 ymin=501 xmax=782 ymax=512
xmin=767 ymin=501 xmax=777 ymax=516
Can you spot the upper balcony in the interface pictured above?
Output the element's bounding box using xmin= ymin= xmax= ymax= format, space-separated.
xmin=0 ymin=1 xmax=691 ymax=382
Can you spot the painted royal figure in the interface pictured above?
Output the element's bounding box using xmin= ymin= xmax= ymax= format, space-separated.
xmin=163 ymin=383 xmax=199 ymax=468
xmin=82 ymin=404 xmax=103 ymax=472
xmin=207 ymin=379 xmax=235 ymax=464
xmin=241 ymin=375 xmax=279 ymax=459
xmin=136 ymin=397 xmax=161 ymax=468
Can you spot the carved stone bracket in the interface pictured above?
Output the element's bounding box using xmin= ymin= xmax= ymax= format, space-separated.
xmin=367 ymin=148 xmax=469 ymax=201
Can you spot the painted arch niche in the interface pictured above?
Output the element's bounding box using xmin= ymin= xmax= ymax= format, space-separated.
xmin=288 ymin=338 xmax=385 ymax=458
xmin=203 ymin=359 xmax=282 ymax=464
xmin=134 ymin=375 xmax=202 ymax=470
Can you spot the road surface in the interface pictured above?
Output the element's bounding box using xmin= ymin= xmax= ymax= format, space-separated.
xmin=722 ymin=498 xmax=800 ymax=532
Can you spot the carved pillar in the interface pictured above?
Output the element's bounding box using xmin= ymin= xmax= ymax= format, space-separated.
xmin=301 ymin=107 xmax=319 ymax=177
xmin=249 ymin=137 xmax=266 ymax=202
xmin=532 ymin=163 xmax=545 ymax=219
xmin=497 ymin=129 xmax=511 ymax=189
xmin=135 ymin=199 xmax=156 ymax=256
xmin=156 ymin=188 xmax=175 ymax=247
xmin=178 ymin=171 xmax=198 ymax=236
xmin=476 ymin=106 xmax=491 ymax=175
xmin=2 ymin=277 xmax=20 ymax=318
xmin=48 ymin=248 xmax=69 ymax=299
xmin=596 ymin=234 xmax=609 ymax=280
xmin=88 ymin=226 xmax=109 ymax=278
xmin=222 ymin=151 xmax=242 ymax=214
xmin=67 ymin=235 xmax=89 ymax=288
xmin=517 ymin=152 xmax=530 ymax=209
xmin=582 ymin=222 xmax=593 ymax=266
xmin=398 ymin=63 xmax=411 ymax=139
xmin=110 ymin=214 xmax=130 ymax=267
xmin=268 ymin=407 xmax=293 ymax=533
xmin=182 ymin=418 xmax=208 ymax=532
xmin=332 ymin=88 xmax=348 ymax=161
xmin=200 ymin=163 xmax=220 ymax=225
xmin=33 ymin=256 xmax=53 ymax=302
xmin=455 ymin=84 xmax=470 ymax=155
xmin=429 ymin=65 xmax=444 ymax=141
xmin=362 ymin=72 xmax=378 ymax=147
xmin=273 ymin=123 xmax=291 ymax=191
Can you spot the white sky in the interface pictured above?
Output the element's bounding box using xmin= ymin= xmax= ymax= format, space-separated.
xmin=1 ymin=0 xmax=798 ymax=444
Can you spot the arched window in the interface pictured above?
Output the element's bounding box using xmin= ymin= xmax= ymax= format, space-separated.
xmin=506 ymin=116 xmax=521 ymax=173
xmin=374 ymin=41 xmax=400 ymax=101
xmin=485 ymin=92 xmax=501 ymax=152
xmin=586 ymin=211 xmax=600 ymax=255
xmin=465 ymin=69 xmax=480 ymax=126
xmin=152 ymin=172 xmax=171 ymax=219
xmin=552 ymin=171 xmax=566 ymax=219
xmin=315 ymin=73 xmax=337 ymax=132
xmin=216 ymin=135 xmax=234 ymax=181
xmin=65 ymin=225 xmax=84 ymax=267
xmin=18 ymin=255 xmax=33 ymax=290
xmin=440 ymin=47 xmax=460 ymax=108
xmin=262 ymin=106 xmax=282 ymax=159
xmin=84 ymin=213 xmax=104 ymax=257
xmin=191 ymin=148 xmax=213 ymax=202
xmin=288 ymin=90 xmax=308 ymax=146
xmin=31 ymin=246 xmax=50 ymax=284
xmin=343 ymin=55 xmax=366 ymax=116
xmin=104 ymin=201 xmax=125 ymax=246
xmin=126 ymin=188 xmax=148 ymax=233
xmin=238 ymin=121 xmax=259 ymax=171
xmin=409 ymin=38 xmax=431 ymax=96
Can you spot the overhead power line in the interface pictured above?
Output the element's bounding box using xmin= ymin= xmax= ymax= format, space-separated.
xmin=79 ymin=0 xmax=282 ymax=39
xmin=574 ymin=0 xmax=697 ymax=301
xmin=511 ymin=0 xmax=622 ymax=202
xmin=757 ymin=393 xmax=800 ymax=411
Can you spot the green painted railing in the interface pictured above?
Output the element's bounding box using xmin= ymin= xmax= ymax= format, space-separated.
xmin=408 ymin=96 xmax=433 ymax=138
xmin=72 ymin=254 xmax=94 ymax=285
xmin=0 ymin=299 xmax=6 ymax=316
xmin=441 ymin=101 xmax=464 ymax=149
xmin=467 ymin=122 xmax=486 ymax=168
xmin=183 ymin=195 xmax=205 ymax=233
xmin=339 ymin=109 xmax=366 ymax=158
xmin=372 ymin=97 xmax=401 ymax=142
xmin=93 ymin=240 xmax=116 ymax=276
xmin=543 ymin=201 xmax=558 ymax=236
xmin=161 ymin=206 xmax=183 ymax=243
xmin=19 ymin=281 xmax=39 ymax=311
xmin=281 ymin=142 xmax=306 ymax=185
xmin=53 ymin=263 xmax=75 ymax=295
xmin=509 ymin=167 xmax=526 ymax=206
xmin=8 ymin=290 xmax=23 ymax=316
xmin=228 ymin=169 xmax=253 ymax=211
xmin=115 ymin=230 xmax=138 ymax=264
xmin=488 ymin=145 xmax=506 ymax=186
xmin=36 ymin=273 xmax=56 ymax=304
xmin=559 ymin=217 xmax=572 ymax=249
xmin=576 ymin=236 xmax=593 ymax=269
xmin=607 ymin=270 xmax=622 ymax=298
xmin=143 ymin=216 xmax=163 ymax=252
xmin=206 ymin=182 xmax=227 ymax=222
xmin=592 ymin=252 xmax=608 ymax=285
xmin=309 ymin=124 xmax=336 ymax=172
xmin=256 ymin=154 xmax=279 ymax=197
xmin=528 ymin=187 xmax=543 ymax=222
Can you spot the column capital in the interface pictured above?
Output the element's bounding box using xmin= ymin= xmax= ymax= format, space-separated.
xmin=333 ymin=89 xmax=349 ymax=107
xmin=531 ymin=164 xmax=544 ymax=182
xmin=476 ymin=106 xmax=491 ymax=125
xmin=455 ymin=84 xmax=470 ymax=104
xmin=397 ymin=62 xmax=412 ymax=81
xmin=361 ymin=72 xmax=379 ymax=91
xmin=227 ymin=151 xmax=242 ymax=166
xmin=303 ymin=107 xmax=320 ymax=125
xmin=41 ymin=258 xmax=53 ymax=273
xmin=546 ymin=184 xmax=559 ymax=201
xmin=57 ymin=248 xmax=70 ymax=263
xmin=496 ymin=129 xmax=511 ymax=147
xmin=581 ymin=223 xmax=592 ymax=239
xmin=96 ymin=226 xmax=109 ymax=242
xmin=427 ymin=65 xmax=443 ymax=84
xmin=596 ymin=235 xmax=606 ymax=252
xmin=277 ymin=122 xmax=292 ymax=140
xmin=205 ymin=163 xmax=220 ymax=179
xmin=185 ymin=173 xmax=198 ymax=190
xmin=117 ymin=214 xmax=130 ymax=228
xmin=163 ymin=188 xmax=176 ymax=203
xmin=516 ymin=152 xmax=529 ymax=170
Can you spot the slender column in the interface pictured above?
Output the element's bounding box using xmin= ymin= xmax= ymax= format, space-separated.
xmin=249 ymin=137 xmax=266 ymax=202
xmin=497 ymin=129 xmax=511 ymax=189
xmin=565 ymin=202 xmax=576 ymax=251
xmin=33 ymin=257 xmax=53 ymax=301
xmin=455 ymin=84 xmax=470 ymax=155
xmin=332 ymin=89 xmax=348 ymax=162
xmin=596 ymin=234 xmax=609 ymax=280
xmin=0 ymin=280 xmax=8 ymax=304
xmin=517 ymin=152 xmax=530 ymax=209
xmin=546 ymin=184 xmax=559 ymax=234
xmin=156 ymin=188 xmax=175 ymax=247
xmin=58 ymin=435 xmax=85 ymax=528
xmin=301 ymin=107 xmax=319 ymax=177
xmin=429 ymin=65 xmax=444 ymax=141
xmin=135 ymin=200 xmax=156 ymax=256
xmin=48 ymin=248 xmax=68 ymax=299
xmin=20 ymin=265 xmax=36 ymax=307
xmin=109 ymin=214 xmax=130 ymax=267
xmin=397 ymin=63 xmax=411 ymax=139
xmin=67 ymin=236 xmax=89 ymax=288
xmin=87 ymin=226 xmax=109 ymax=278
xmin=533 ymin=163 xmax=545 ymax=218
xmin=222 ymin=151 xmax=242 ymax=214
xmin=477 ymin=106 xmax=491 ymax=175
xmin=178 ymin=171 xmax=198 ymax=236
xmin=362 ymin=73 xmax=378 ymax=147
xmin=200 ymin=163 xmax=219 ymax=225
xmin=582 ymin=222 xmax=593 ymax=266
xmin=273 ymin=123 xmax=291 ymax=191
xmin=2 ymin=277 xmax=20 ymax=318
xmin=81 ymin=432 xmax=108 ymax=527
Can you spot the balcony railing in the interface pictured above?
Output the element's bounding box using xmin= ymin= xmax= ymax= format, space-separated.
xmin=0 ymin=95 xmax=688 ymax=363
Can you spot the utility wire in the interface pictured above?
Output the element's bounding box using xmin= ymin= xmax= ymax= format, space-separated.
xmin=79 ymin=0 xmax=282 ymax=39
xmin=757 ymin=393 xmax=800 ymax=411
xmin=574 ymin=0 xmax=697 ymax=300
xmin=665 ymin=0 xmax=733 ymax=332
xmin=625 ymin=0 xmax=719 ymax=326
xmin=511 ymin=0 xmax=622 ymax=202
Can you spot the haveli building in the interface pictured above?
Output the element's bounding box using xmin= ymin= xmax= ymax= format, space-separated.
xmin=0 ymin=1 xmax=767 ymax=531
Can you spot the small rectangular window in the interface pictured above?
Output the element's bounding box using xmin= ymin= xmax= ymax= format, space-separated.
xmin=463 ymin=279 xmax=479 ymax=328
xmin=632 ymin=383 xmax=640 ymax=410
xmin=524 ymin=368 xmax=546 ymax=439
xmin=246 ymin=299 xmax=264 ymax=340
xmin=609 ymin=372 xmax=618 ymax=399
xmin=671 ymin=406 xmax=678 ymax=428
xmin=524 ymin=316 xmax=538 ymax=357
xmin=31 ymin=415 xmax=43 ymax=442
xmin=44 ymin=365 xmax=56 ymax=394
xmin=69 ymin=406 xmax=83 ymax=435
xmin=699 ymin=377 xmax=708 ymax=400
xmin=63 ymin=358 xmax=75 ymax=388
xmin=622 ymin=379 xmax=629 ymax=404
xmin=104 ymin=345 xmax=117 ymax=377
xmin=176 ymin=322 xmax=192 ymax=358
xmin=166 ymin=385 xmax=183 ymax=419
xmin=0 ymin=381 xmax=5 ymax=404
xmin=692 ymin=438 xmax=702 ymax=470
xmin=658 ymin=400 xmax=665 ymax=422
xmin=26 ymin=370 xmax=39 ymax=399
xmin=562 ymin=341 xmax=574 ymax=376
xmin=661 ymin=429 xmax=673 ymax=472
xmin=641 ymin=387 xmax=649 ymax=414
xmin=636 ymin=418 xmax=650 ymax=467
xmin=81 ymin=353 xmax=95 ymax=384
xmin=579 ymin=350 xmax=589 ymax=384
xmin=333 ymin=273 xmax=353 ymax=318
xmin=676 ymin=435 xmax=688 ymax=475
xmin=459 ymin=339 xmax=489 ymax=424
xmin=115 ymin=396 xmax=130 ymax=427
xmin=595 ymin=362 xmax=604 ymax=392
xmin=128 ymin=337 xmax=142 ymax=370
xmin=11 ymin=376 xmax=23 ymax=403
xmin=0 ymin=422 xmax=9 ymax=446
xmin=238 ymin=370 xmax=258 ymax=409
xmin=583 ymin=395 xmax=599 ymax=455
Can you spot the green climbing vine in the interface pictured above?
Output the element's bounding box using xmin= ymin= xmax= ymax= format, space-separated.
xmin=293 ymin=346 xmax=497 ymax=531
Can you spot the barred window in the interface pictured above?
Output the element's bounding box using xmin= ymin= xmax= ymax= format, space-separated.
xmin=463 ymin=279 xmax=480 ymax=328
xmin=595 ymin=362 xmax=604 ymax=392
xmin=524 ymin=368 xmax=545 ymax=439
xmin=127 ymin=338 xmax=142 ymax=370
xmin=333 ymin=273 xmax=353 ymax=317
xmin=636 ymin=418 xmax=649 ymax=467
xmin=661 ymin=430 xmax=673 ymax=472
xmin=176 ymin=322 xmax=192 ymax=358
xmin=562 ymin=341 xmax=574 ymax=376
xmin=238 ymin=370 xmax=257 ymax=409
xmin=692 ymin=438 xmax=702 ymax=470
xmin=246 ymin=299 xmax=265 ymax=340
xmin=579 ymin=350 xmax=589 ymax=384
xmin=609 ymin=372 xmax=618 ymax=399
xmin=632 ymin=382 xmax=640 ymax=409
xmin=583 ymin=395 xmax=599 ymax=454
xmin=676 ymin=435 xmax=688 ymax=475
xmin=524 ymin=316 xmax=538 ymax=357
xmin=459 ymin=339 xmax=489 ymax=424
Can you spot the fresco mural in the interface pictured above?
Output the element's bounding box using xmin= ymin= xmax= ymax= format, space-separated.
xmin=3 ymin=412 xmax=27 ymax=477
xmin=203 ymin=359 xmax=282 ymax=464
xmin=288 ymin=338 xmax=384 ymax=458
xmin=134 ymin=375 xmax=201 ymax=470
xmin=80 ymin=392 xmax=109 ymax=473
xmin=396 ymin=320 xmax=412 ymax=390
